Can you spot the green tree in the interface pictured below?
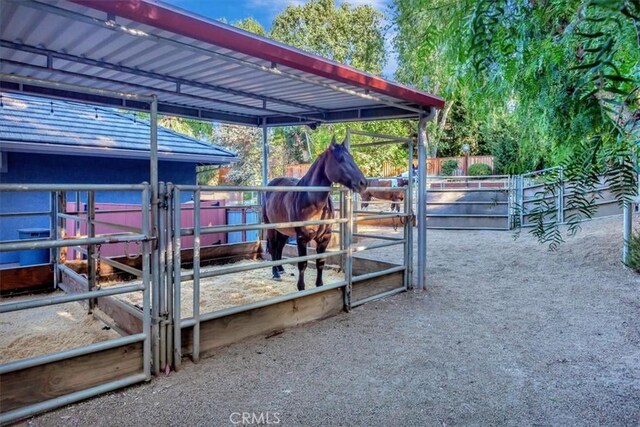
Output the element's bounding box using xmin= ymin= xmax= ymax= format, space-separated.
xmin=271 ymin=0 xmax=387 ymax=74
xmin=233 ymin=17 xmax=266 ymax=36
xmin=215 ymin=125 xmax=262 ymax=186
xmin=269 ymin=0 xmax=415 ymax=175
xmin=393 ymin=0 xmax=639 ymax=247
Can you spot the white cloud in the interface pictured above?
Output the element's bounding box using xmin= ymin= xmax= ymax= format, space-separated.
xmin=247 ymin=0 xmax=305 ymax=14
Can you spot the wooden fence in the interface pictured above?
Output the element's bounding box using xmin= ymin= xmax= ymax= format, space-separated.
xmin=426 ymin=156 xmax=494 ymax=176
xmin=285 ymin=156 xmax=495 ymax=178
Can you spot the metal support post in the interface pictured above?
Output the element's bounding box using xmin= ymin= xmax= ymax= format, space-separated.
xmin=346 ymin=129 xmax=358 ymax=236
xmin=87 ymin=190 xmax=96 ymax=310
xmin=407 ymin=137 xmax=414 ymax=289
xmin=623 ymin=201 xmax=633 ymax=264
xmin=261 ymin=118 xmax=269 ymax=186
xmin=150 ymin=94 xmax=161 ymax=375
xmin=417 ymin=116 xmax=428 ymax=290
xmin=141 ymin=184 xmax=152 ymax=380
xmin=339 ymin=190 xmax=346 ymax=271
xmin=344 ymin=190 xmax=353 ymax=311
xmin=192 ymin=189 xmax=201 ymax=363
xmin=558 ymin=168 xmax=564 ymax=224
xmin=172 ymin=187 xmax=182 ymax=371
xmin=52 ymin=191 xmax=61 ymax=289
xmin=165 ymin=183 xmax=174 ymax=369
xmin=157 ymin=181 xmax=167 ymax=372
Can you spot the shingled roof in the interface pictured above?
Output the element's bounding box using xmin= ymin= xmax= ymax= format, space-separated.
xmin=0 ymin=92 xmax=237 ymax=164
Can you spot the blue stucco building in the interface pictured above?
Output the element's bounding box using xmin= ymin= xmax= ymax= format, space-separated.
xmin=0 ymin=92 xmax=237 ymax=264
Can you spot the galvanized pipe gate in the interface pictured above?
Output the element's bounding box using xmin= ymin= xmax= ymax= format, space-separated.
xmin=0 ymin=184 xmax=154 ymax=425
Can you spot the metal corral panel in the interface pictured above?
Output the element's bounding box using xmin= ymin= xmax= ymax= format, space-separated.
xmin=0 ymin=0 xmax=443 ymax=126
xmin=426 ymin=189 xmax=510 ymax=230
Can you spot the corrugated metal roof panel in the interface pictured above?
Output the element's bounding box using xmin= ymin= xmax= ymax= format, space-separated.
xmin=0 ymin=0 xmax=444 ymax=127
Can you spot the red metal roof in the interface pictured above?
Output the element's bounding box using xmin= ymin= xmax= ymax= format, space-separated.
xmin=1 ymin=0 xmax=444 ymax=126
xmin=70 ymin=0 xmax=444 ymax=110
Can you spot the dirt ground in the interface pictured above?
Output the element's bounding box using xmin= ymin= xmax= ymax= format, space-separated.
xmin=20 ymin=215 xmax=640 ymax=426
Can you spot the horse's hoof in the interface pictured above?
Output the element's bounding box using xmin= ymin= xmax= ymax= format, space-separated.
xmin=272 ymin=275 xmax=282 ymax=282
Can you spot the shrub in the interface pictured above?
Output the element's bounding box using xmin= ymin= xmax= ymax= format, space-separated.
xmin=626 ymin=230 xmax=640 ymax=273
xmin=468 ymin=163 xmax=492 ymax=176
xmin=441 ymin=159 xmax=459 ymax=176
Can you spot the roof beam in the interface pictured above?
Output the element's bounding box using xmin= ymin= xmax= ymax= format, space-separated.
xmin=0 ymin=75 xmax=260 ymax=126
xmin=20 ymin=0 xmax=429 ymax=115
xmin=263 ymin=105 xmax=423 ymax=127
xmin=1 ymin=45 xmax=328 ymax=123
xmin=1 ymin=39 xmax=325 ymax=117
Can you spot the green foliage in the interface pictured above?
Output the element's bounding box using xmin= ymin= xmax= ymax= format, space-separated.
xmin=394 ymin=0 xmax=640 ymax=247
xmin=304 ymin=120 xmax=414 ymax=177
xmin=270 ymin=0 xmax=387 ymax=74
xmin=441 ymin=159 xmax=459 ymax=176
xmin=468 ymin=163 xmax=492 ymax=176
xmin=227 ymin=0 xmax=403 ymax=181
xmin=215 ymin=125 xmax=262 ymax=186
xmin=233 ymin=17 xmax=266 ymax=36
xmin=626 ymin=230 xmax=640 ymax=272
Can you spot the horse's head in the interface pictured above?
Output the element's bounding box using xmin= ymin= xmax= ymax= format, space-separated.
xmin=324 ymin=136 xmax=367 ymax=193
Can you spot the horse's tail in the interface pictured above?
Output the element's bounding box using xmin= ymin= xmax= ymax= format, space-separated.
xmin=262 ymin=190 xmax=270 ymax=252
xmin=262 ymin=192 xmax=268 ymax=223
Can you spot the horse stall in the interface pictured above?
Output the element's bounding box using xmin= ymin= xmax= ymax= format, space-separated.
xmin=167 ymin=175 xmax=411 ymax=368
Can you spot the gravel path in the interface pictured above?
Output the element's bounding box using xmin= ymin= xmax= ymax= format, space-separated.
xmin=22 ymin=215 xmax=640 ymax=426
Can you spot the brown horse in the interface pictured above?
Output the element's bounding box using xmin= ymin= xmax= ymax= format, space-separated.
xmin=263 ymin=136 xmax=367 ymax=291
xmin=360 ymin=178 xmax=409 ymax=212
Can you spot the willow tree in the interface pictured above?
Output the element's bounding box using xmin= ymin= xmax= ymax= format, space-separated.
xmin=394 ymin=0 xmax=639 ymax=247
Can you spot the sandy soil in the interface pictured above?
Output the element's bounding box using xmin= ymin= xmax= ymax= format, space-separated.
xmin=116 ymin=261 xmax=345 ymax=318
xmin=0 ymin=293 xmax=119 ymax=364
xmin=19 ymin=215 xmax=640 ymax=426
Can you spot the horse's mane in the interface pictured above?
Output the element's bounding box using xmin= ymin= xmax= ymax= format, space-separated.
xmin=295 ymin=147 xmax=334 ymax=213
xmin=297 ymin=147 xmax=329 ymax=187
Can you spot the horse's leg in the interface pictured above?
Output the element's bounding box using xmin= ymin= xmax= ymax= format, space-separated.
xmin=275 ymin=232 xmax=288 ymax=273
xmin=315 ymin=232 xmax=331 ymax=287
xmin=295 ymin=228 xmax=308 ymax=291
xmin=268 ymin=229 xmax=281 ymax=281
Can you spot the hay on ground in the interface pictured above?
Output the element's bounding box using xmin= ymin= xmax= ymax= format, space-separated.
xmin=0 ymin=292 xmax=119 ymax=364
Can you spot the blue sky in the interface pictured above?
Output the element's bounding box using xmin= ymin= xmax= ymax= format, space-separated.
xmin=162 ymin=0 xmax=398 ymax=78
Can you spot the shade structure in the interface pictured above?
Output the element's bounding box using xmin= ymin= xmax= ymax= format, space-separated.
xmin=0 ymin=0 xmax=443 ymax=127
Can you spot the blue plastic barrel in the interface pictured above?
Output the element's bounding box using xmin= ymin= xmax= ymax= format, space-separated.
xmin=226 ymin=210 xmax=243 ymax=243
xmin=18 ymin=228 xmax=50 ymax=266
xmin=226 ymin=210 xmax=260 ymax=243
xmin=245 ymin=211 xmax=259 ymax=241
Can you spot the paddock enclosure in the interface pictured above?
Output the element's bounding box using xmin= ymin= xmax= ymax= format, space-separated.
xmin=2 ymin=1 xmax=635 ymax=424
xmin=0 ymin=0 xmax=444 ymax=423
